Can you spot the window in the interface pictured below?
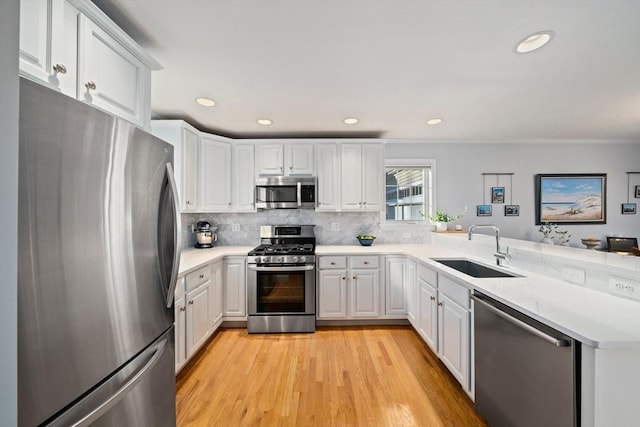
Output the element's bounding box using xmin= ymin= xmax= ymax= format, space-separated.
xmin=384 ymin=159 xmax=434 ymax=224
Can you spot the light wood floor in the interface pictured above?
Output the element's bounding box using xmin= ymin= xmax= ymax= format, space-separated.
xmin=176 ymin=326 xmax=487 ymax=426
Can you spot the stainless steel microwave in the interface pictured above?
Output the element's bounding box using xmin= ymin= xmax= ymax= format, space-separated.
xmin=255 ymin=176 xmax=317 ymax=209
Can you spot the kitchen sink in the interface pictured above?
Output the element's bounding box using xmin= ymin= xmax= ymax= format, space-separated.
xmin=431 ymin=258 xmax=519 ymax=278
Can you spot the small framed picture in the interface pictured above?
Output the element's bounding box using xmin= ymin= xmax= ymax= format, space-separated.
xmin=477 ymin=205 xmax=492 ymax=216
xmin=635 ymin=185 xmax=640 ymax=198
xmin=504 ymin=205 xmax=520 ymax=216
xmin=491 ymin=187 xmax=505 ymax=204
xmin=621 ymin=203 xmax=637 ymax=214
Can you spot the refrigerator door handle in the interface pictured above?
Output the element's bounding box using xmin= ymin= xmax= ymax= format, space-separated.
xmin=46 ymin=336 xmax=169 ymax=427
xmin=161 ymin=162 xmax=181 ymax=308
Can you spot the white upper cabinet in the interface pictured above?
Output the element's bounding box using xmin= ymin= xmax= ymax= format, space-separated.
xmin=19 ymin=0 xmax=160 ymax=128
xmin=78 ymin=15 xmax=149 ymax=127
xmin=256 ymin=142 xmax=314 ymax=176
xmin=232 ymin=143 xmax=256 ymax=212
xmin=199 ymin=135 xmax=232 ymax=212
xmin=315 ymin=143 xmax=340 ymax=211
xmin=19 ymin=0 xmax=78 ymax=97
xmin=151 ymin=120 xmax=200 ymax=212
xmin=340 ymin=143 xmax=384 ymax=211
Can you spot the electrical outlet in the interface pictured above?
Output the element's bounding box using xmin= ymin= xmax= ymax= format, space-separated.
xmin=190 ymin=223 xmax=196 ymax=233
xmin=231 ymin=223 xmax=240 ymax=232
xmin=609 ymin=276 xmax=640 ymax=300
xmin=332 ymin=223 xmax=340 ymax=231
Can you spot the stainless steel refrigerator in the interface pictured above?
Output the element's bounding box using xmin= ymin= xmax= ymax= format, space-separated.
xmin=18 ymin=78 xmax=180 ymax=426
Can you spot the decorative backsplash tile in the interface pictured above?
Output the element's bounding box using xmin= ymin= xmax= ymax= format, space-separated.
xmin=180 ymin=211 xmax=431 ymax=249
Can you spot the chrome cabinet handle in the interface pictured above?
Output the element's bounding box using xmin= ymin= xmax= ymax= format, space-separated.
xmin=53 ymin=63 xmax=67 ymax=74
xmin=437 ymin=302 xmax=443 ymax=307
xmin=179 ymin=306 xmax=186 ymax=312
xmin=85 ymin=81 xmax=97 ymax=91
xmin=188 ymin=300 xmax=194 ymax=305
xmin=430 ymin=296 xmax=436 ymax=301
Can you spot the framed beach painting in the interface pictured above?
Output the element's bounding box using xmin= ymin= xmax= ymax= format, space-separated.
xmin=535 ymin=174 xmax=606 ymax=224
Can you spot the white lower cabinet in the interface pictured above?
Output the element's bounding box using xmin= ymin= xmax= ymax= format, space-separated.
xmin=385 ymin=256 xmax=407 ymax=316
xmin=317 ymin=256 xmax=380 ymax=319
xmin=211 ymin=260 xmax=224 ymax=327
xmin=223 ymin=257 xmax=247 ymax=318
xmin=185 ymin=281 xmax=211 ymax=357
xmin=406 ymin=259 xmax=418 ymax=327
xmin=415 ymin=262 xmax=472 ymax=396
xmin=174 ymin=278 xmax=187 ymax=372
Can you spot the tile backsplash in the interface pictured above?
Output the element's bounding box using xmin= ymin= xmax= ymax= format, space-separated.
xmin=180 ymin=211 xmax=431 ymax=249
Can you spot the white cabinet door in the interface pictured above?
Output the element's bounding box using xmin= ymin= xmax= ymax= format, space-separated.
xmin=256 ymin=144 xmax=284 ymax=175
xmin=360 ymin=144 xmax=384 ymax=211
xmin=174 ymin=294 xmax=186 ymax=372
xmin=185 ymin=283 xmax=211 ymax=358
xmin=340 ymin=144 xmax=363 ymax=210
xmin=286 ymin=143 xmax=314 ymax=175
xmin=438 ymin=293 xmax=470 ymax=389
xmin=406 ymin=259 xmax=418 ymax=327
xmin=315 ymin=144 xmax=339 ymax=211
xmin=350 ymin=269 xmax=380 ymax=317
xmin=232 ymin=143 xmax=256 ymax=211
xmin=199 ymin=136 xmax=232 ymax=212
xmin=223 ymin=258 xmax=246 ymax=318
xmin=19 ymin=0 xmax=79 ymax=96
xmin=385 ymin=257 xmax=407 ymax=315
xmin=78 ymin=15 xmax=149 ymax=127
xmin=418 ymin=279 xmax=438 ymax=353
xmin=211 ymin=261 xmax=224 ymax=328
xmin=181 ymin=127 xmax=199 ymax=212
xmin=317 ymin=270 xmax=347 ymax=319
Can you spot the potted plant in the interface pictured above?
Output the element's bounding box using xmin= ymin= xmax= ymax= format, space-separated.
xmin=429 ymin=207 xmax=467 ymax=231
xmin=538 ymin=222 xmax=558 ymax=244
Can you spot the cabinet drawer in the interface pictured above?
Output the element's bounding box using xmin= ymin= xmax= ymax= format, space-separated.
xmin=418 ymin=263 xmax=437 ymax=286
xmin=438 ymin=275 xmax=470 ymax=309
xmin=319 ymin=256 xmax=347 ymax=269
xmin=351 ymin=256 xmax=379 ymax=269
xmin=186 ymin=264 xmax=212 ymax=292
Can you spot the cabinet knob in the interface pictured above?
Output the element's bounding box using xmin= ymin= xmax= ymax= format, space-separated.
xmin=199 ymin=274 xmax=204 ymax=279
xmin=352 ymin=276 xmax=357 ymax=280
xmin=342 ymin=277 xmax=346 ymax=280
xmin=330 ymin=262 xmax=336 ymax=265
xmin=364 ymin=261 xmax=369 ymax=265
xmin=437 ymin=301 xmax=443 ymax=307
xmin=188 ymin=300 xmax=194 ymax=305
xmin=289 ymin=166 xmax=293 ymax=170
xmin=179 ymin=306 xmax=186 ymax=312
xmin=228 ymin=202 xmax=232 ymax=206
xmin=85 ymin=81 xmax=97 ymax=91
xmin=52 ymin=63 xmax=67 ymax=74
xmin=279 ymin=166 xmax=283 ymax=171
xmin=430 ymin=296 xmax=436 ymax=301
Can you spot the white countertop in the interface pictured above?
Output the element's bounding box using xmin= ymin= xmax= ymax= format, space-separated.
xmin=179 ymin=243 xmax=640 ymax=349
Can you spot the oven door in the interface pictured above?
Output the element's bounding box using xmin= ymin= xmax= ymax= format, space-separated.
xmin=247 ymin=264 xmax=315 ymax=315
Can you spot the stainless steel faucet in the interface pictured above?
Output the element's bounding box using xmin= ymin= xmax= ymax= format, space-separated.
xmin=468 ymin=225 xmax=511 ymax=266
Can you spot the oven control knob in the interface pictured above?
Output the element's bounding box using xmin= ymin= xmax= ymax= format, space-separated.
xmin=276 ymin=256 xmax=284 ymax=263
xmin=299 ymin=256 xmax=306 ymax=262
xmin=292 ymin=256 xmax=299 ymax=263
xmin=261 ymin=257 xmax=269 ymax=263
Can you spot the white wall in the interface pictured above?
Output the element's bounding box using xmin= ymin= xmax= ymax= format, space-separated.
xmin=386 ymin=141 xmax=640 ymax=246
xmin=0 ymin=0 xmax=20 ymax=425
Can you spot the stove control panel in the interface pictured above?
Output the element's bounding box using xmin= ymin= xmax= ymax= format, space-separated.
xmin=250 ymin=255 xmax=315 ymax=265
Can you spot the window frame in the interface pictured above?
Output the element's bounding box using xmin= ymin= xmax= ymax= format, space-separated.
xmin=380 ymin=158 xmax=437 ymax=229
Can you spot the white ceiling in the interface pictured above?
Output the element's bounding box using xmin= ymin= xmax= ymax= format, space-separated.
xmin=92 ymin=0 xmax=640 ymax=141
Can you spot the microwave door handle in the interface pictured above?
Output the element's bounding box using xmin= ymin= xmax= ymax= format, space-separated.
xmin=297 ymin=182 xmax=302 ymax=207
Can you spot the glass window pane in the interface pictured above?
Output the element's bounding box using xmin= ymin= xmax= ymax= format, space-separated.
xmin=385 ymin=167 xmax=428 ymax=222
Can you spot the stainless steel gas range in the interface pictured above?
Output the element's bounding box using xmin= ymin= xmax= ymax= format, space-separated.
xmin=247 ymin=225 xmax=316 ymax=333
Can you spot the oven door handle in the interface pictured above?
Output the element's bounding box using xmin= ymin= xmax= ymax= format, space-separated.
xmin=248 ymin=265 xmax=315 ymax=272
xmin=297 ymin=181 xmax=302 ymax=207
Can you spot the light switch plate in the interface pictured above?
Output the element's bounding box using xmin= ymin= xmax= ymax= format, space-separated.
xmin=561 ymin=266 xmax=586 ymax=285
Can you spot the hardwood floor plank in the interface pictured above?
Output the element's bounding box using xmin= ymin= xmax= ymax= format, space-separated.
xmin=176 ymin=326 xmax=487 ymax=427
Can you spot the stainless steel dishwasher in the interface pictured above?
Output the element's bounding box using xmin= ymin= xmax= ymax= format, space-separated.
xmin=472 ymin=292 xmax=580 ymax=427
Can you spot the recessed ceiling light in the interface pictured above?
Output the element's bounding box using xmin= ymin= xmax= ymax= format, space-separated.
xmin=195 ymin=97 xmax=216 ymax=107
xmin=257 ymin=119 xmax=272 ymax=126
xmin=343 ymin=117 xmax=359 ymax=125
xmin=515 ymin=31 xmax=554 ymax=53
xmin=426 ymin=118 xmax=443 ymax=125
